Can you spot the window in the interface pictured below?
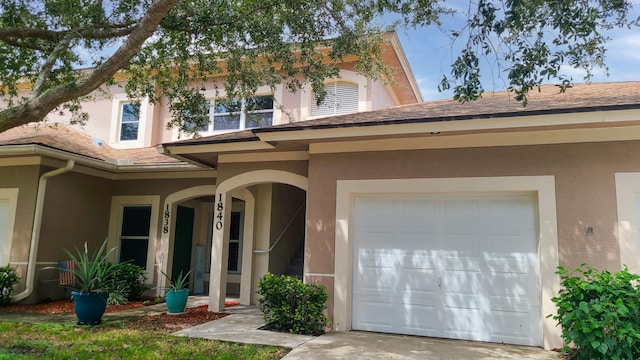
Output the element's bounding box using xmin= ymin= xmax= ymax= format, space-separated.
xmin=119 ymin=205 xmax=151 ymax=268
xmin=119 ymin=102 xmax=141 ymax=141
xmin=311 ymin=81 xmax=358 ymax=117
xmin=228 ymin=211 xmax=242 ymax=272
xmin=199 ymin=95 xmax=273 ymax=133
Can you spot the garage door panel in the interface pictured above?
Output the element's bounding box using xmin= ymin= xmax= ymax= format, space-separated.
xmin=401 ymin=199 xmax=436 ymax=227
xmin=443 ymin=199 xmax=480 ymax=228
xmin=352 ymin=193 xmax=541 ymax=347
xmin=400 ymin=305 xmax=440 ymax=334
xmin=354 ymin=299 xmax=396 ymax=330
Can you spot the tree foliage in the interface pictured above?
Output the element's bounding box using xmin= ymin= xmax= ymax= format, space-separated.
xmin=0 ymin=0 xmax=637 ymax=133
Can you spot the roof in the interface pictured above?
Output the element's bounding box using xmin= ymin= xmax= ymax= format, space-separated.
xmin=0 ymin=123 xmax=181 ymax=166
xmin=166 ymin=81 xmax=640 ymax=147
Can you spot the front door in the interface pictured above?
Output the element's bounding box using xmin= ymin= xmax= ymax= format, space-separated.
xmin=172 ymin=206 xmax=194 ymax=285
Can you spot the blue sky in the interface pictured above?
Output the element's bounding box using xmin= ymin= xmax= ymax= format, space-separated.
xmin=384 ymin=4 xmax=640 ymax=101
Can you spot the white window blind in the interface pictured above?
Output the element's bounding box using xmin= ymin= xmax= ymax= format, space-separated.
xmin=311 ymin=81 xmax=359 ymax=117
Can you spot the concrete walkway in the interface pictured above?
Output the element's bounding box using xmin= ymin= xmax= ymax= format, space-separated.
xmin=174 ymin=301 xmax=560 ymax=359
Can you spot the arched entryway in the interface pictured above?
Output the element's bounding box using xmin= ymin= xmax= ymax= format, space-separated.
xmin=208 ymin=170 xmax=308 ymax=312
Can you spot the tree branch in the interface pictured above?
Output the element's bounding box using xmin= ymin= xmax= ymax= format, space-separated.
xmin=0 ymin=21 xmax=138 ymax=44
xmin=31 ymin=36 xmax=72 ymax=96
xmin=0 ymin=0 xmax=180 ymax=132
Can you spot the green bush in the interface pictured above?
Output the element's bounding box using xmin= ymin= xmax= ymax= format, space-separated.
xmin=0 ymin=264 xmax=20 ymax=304
xmin=107 ymin=263 xmax=149 ymax=301
xmin=550 ymin=264 xmax=640 ymax=360
xmin=257 ymin=273 xmax=328 ymax=335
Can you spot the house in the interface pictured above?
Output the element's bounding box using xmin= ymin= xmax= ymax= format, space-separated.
xmin=2 ymin=27 xmax=639 ymax=349
xmin=160 ymin=81 xmax=640 ymax=350
xmin=0 ymin=34 xmax=419 ymax=306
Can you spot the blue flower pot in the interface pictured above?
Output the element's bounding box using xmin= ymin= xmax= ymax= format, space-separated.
xmin=72 ymin=291 xmax=108 ymax=325
xmin=165 ymin=289 xmax=189 ymax=314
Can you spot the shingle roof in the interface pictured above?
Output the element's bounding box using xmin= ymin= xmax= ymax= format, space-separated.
xmin=0 ymin=123 xmax=178 ymax=164
xmin=167 ymin=81 xmax=640 ymax=146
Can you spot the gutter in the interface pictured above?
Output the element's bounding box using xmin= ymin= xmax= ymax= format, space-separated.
xmin=12 ymin=159 xmax=75 ymax=302
xmin=0 ymin=144 xmax=199 ymax=172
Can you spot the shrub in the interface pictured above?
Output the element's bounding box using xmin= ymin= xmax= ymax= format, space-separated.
xmin=257 ymin=273 xmax=328 ymax=335
xmin=0 ymin=264 xmax=20 ymax=304
xmin=108 ymin=263 xmax=149 ymax=301
xmin=550 ymin=264 xmax=640 ymax=360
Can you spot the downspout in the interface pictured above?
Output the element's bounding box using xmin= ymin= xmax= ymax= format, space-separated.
xmin=12 ymin=159 xmax=75 ymax=302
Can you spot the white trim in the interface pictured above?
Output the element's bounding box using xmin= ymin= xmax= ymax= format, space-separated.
xmin=107 ymin=195 xmax=160 ymax=282
xmin=218 ymin=151 xmax=309 ymax=163
xmin=615 ymin=173 xmax=640 ymax=272
xmin=306 ymin=273 xmax=335 ymax=277
xmin=0 ymin=188 xmax=19 ymax=265
xmin=333 ymin=176 xmax=561 ymax=350
xmin=309 ymin=125 xmax=640 ymax=153
xmin=109 ymin=94 xmax=150 ymax=149
xmin=260 ymin=109 xmax=640 ymax=143
xmin=159 ymin=185 xmax=217 ymax=293
xmin=300 ymin=69 xmax=368 ymax=121
xmin=0 ymin=157 xmax=41 ymax=167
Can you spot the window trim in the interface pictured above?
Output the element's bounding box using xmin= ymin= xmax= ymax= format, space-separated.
xmin=107 ymin=195 xmax=159 ymax=283
xmin=203 ymin=95 xmax=274 ymax=133
xmin=109 ymin=94 xmax=150 ymax=149
xmin=0 ymin=188 xmax=19 ymax=265
xmin=174 ymin=85 xmax=283 ymax=139
xmin=300 ymin=69 xmax=367 ymax=120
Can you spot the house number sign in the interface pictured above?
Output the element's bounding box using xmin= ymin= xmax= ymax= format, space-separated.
xmin=215 ymin=194 xmax=224 ymax=230
xmin=163 ymin=204 xmax=170 ymax=234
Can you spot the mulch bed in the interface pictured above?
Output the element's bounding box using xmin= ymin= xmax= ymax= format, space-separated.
xmin=0 ymin=299 xmax=241 ymax=333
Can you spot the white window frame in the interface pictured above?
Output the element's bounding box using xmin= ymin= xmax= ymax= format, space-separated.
xmin=0 ymin=188 xmax=19 ymax=265
xmin=300 ymin=69 xmax=367 ymax=120
xmin=109 ymin=94 xmax=150 ymax=149
xmin=200 ymin=95 xmax=274 ymax=133
xmin=107 ymin=195 xmax=159 ymax=282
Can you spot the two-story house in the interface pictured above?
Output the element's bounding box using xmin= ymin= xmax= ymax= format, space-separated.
xmin=4 ymin=28 xmax=640 ymax=351
xmin=0 ymin=32 xmax=421 ymax=308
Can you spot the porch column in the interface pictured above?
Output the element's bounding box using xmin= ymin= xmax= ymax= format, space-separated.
xmin=208 ymin=192 xmax=231 ymax=312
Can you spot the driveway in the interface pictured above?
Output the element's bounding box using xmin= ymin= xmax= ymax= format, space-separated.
xmin=282 ymin=331 xmax=561 ymax=360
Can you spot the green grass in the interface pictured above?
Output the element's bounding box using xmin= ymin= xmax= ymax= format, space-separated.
xmin=0 ymin=321 xmax=289 ymax=359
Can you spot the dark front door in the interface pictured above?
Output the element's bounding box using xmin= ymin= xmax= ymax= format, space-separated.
xmin=172 ymin=206 xmax=194 ymax=285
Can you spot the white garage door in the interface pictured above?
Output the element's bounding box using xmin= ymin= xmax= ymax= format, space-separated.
xmin=352 ymin=193 xmax=542 ymax=346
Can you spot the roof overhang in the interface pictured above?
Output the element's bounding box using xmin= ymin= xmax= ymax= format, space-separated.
xmin=160 ymin=106 xmax=640 ymax=167
xmin=0 ymin=144 xmax=216 ymax=179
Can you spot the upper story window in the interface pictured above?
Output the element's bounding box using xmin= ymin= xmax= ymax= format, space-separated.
xmin=310 ymin=81 xmax=358 ymax=117
xmin=110 ymin=94 xmax=149 ymax=149
xmin=119 ymin=102 xmax=141 ymax=141
xmin=199 ymin=95 xmax=274 ymax=133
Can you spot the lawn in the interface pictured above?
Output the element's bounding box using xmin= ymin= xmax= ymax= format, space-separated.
xmin=0 ymin=320 xmax=289 ymax=359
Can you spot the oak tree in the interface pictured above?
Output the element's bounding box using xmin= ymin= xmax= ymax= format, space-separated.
xmin=0 ymin=0 xmax=636 ymax=133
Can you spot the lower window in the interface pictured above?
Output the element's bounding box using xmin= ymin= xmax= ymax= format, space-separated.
xmin=119 ymin=206 xmax=151 ymax=268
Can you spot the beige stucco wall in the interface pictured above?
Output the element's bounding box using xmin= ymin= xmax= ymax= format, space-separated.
xmin=33 ymin=169 xmax=114 ymax=302
xmin=216 ymin=160 xmax=308 ymax=185
xmin=0 ymin=165 xmax=39 ymax=296
xmin=306 ymin=140 xmax=640 ymax=322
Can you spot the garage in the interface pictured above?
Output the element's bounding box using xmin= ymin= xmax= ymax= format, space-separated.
xmin=351 ymin=193 xmax=542 ymax=346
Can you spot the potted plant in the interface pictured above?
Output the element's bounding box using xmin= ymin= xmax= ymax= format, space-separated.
xmin=60 ymin=240 xmax=120 ymax=325
xmin=161 ymin=270 xmax=190 ymax=314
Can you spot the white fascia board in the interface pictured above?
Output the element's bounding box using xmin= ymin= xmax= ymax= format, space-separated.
xmin=163 ymin=141 xmax=275 ymax=155
xmin=257 ymin=109 xmax=640 ymax=143
xmin=0 ymin=144 xmax=201 ymax=173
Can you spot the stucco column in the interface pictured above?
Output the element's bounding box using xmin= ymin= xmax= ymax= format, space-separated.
xmin=208 ymin=192 xmax=231 ymax=312
xmin=252 ymin=184 xmax=272 ymax=304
